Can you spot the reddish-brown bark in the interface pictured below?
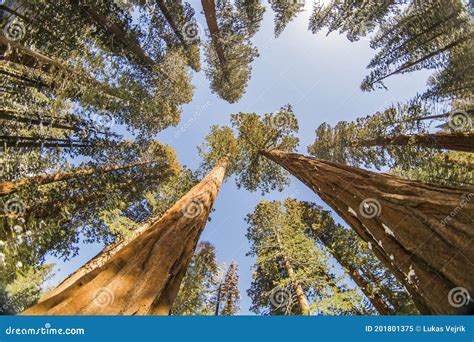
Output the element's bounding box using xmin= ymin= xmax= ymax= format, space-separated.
xmin=261 ymin=149 xmax=474 ymax=314
xmin=23 ymin=158 xmax=227 ymax=315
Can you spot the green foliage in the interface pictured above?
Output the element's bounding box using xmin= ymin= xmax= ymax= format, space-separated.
xmin=235 ymin=0 xmax=266 ymax=36
xmin=362 ymin=0 xmax=473 ymax=93
xmin=171 ymin=242 xmax=219 ymax=315
xmin=307 ymin=100 xmax=474 ymax=186
xmin=0 ymin=263 xmax=53 ymax=314
xmin=301 ymin=202 xmax=417 ymax=314
xmin=2 ymin=0 xmax=194 ymax=137
xmin=269 ymin=0 xmax=304 ymax=37
xmin=0 ymin=140 xmax=182 ymax=290
xmin=149 ymin=0 xmax=202 ymax=71
xmin=309 ymin=0 xmax=400 ymax=41
xmin=424 ymin=40 xmax=474 ymax=100
xmin=246 ymin=199 xmax=365 ymax=315
xmin=203 ymin=0 xmax=259 ymax=103
xmin=199 ymin=105 xmax=299 ymax=193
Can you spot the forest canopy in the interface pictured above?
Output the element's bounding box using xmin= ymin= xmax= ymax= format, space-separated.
xmin=0 ymin=0 xmax=472 ymax=316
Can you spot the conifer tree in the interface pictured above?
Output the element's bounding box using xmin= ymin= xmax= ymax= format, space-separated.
xmin=171 ymin=241 xmax=218 ymax=315
xmin=153 ymin=0 xmax=202 ymax=71
xmin=361 ymin=0 xmax=473 ymax=92
xmin=299 ymin=201 xmax=417 ymax=315
xmin=200 ymin=109 xmax=473 ymax=314
xmin=214 ymin=261 xmax=240 ymax=315
xmin=269 ymin=0 xmax=304 ymax=37
xmin=23 ymin=158 xmax=228 ymax=315
xmin=307 ymin=102 xmax=474 ymax=186
xmin=246 ymin=199 xmax=364 ymax=315
xmin=201 ymin=0 xmax=259 ymax=103
xmin=309 ymin=0 xmax=400 ymax=41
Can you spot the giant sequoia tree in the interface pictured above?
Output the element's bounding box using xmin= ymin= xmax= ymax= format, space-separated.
xmin=200 ymin=109 xmax=473 ymax=314
xmin=298 ymin=200 xmax=417 ymax=315
xmin=1 ymin=1 xmax=194 ymax=136
xmin=261 ymin=150 xmax=473 ymax=315
xmin=23 ymin=158 xmax=227 ymax=315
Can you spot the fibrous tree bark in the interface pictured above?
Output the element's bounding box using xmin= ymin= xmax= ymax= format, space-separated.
xmin=22 ymin=158 xmax=227 ymax=315
xmin=261 ymin=149 xmax=474 ymax=314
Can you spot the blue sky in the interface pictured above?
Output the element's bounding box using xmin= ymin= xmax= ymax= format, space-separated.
xmin=44 ymin=1 xmax=432 ymax=314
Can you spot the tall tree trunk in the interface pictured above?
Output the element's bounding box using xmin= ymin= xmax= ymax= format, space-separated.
xmin=23 ymin=158 xmax=227 ymax=315
xmin=313 ymin=230 xmax=394 ymax=315
xmin=0 ymin=159 xmax=153 ymax=196
xmin=155 ymin=0 xmax=189 ymax=49
xmin=273 ymin=227 xmax=311 ymax=315
xmin=39 ymin=219 xmax=152 ymax=302
xmin=358 ymin=131 xmax=474 ymax=153
xmin=260 ymin=149 xmax=474 ymax=315
xmin=201 ymin=0 xmax=229 ymax=80
xmin=0 ymin=135 xmax=87 ymax=149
